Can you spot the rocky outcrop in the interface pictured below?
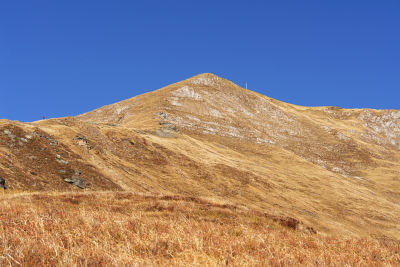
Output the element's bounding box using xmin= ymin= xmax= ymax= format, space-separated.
xmin=153 ymin=122 xmax=178 ymax=138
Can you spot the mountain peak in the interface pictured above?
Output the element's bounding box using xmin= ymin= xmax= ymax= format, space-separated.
xmin=192 ymin=72 xmax=218 ymax=78
xmin=184 ymin=73 xmax=241 ymax=89
xmin=189 ymin=73 xmax=221 ymax=80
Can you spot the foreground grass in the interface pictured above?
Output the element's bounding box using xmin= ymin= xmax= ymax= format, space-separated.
xmin=0 ymin=191 xmax=399 ymax=266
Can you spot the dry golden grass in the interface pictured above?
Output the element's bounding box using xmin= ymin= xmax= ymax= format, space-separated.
xmin=1 ymin=191 xmax=399 ymax=266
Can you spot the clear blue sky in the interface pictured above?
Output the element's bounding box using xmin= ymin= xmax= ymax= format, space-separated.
xmin=1 ymin=1 xmax=399 ymax=122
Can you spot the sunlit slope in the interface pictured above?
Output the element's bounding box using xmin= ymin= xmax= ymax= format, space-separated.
xmin=1 ymin=73 xmax=400 ymax=240
xmin=79 ymin=73 xmax=400 ymax=177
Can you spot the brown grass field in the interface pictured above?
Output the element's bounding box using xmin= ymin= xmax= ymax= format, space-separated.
xmin=1 ymin=191 xmax=399 ymax=266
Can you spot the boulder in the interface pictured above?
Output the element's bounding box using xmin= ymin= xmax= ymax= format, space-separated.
xmin=0 ymin=177 xmax=6 ymax=189
xmin=64 ymin=176 xmax=86 ymax=189
xmin=64 ymin=170 xmax=86 ymax=189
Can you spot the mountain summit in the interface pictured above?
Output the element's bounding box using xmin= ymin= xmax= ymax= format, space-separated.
xmin=1 ymin=73 xmax=400 ymax=240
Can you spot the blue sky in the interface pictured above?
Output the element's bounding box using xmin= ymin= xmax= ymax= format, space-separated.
xmin=1 ymin=1 xmax=399 ymax=122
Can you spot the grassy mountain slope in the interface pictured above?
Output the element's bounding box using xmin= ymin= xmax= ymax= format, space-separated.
xmin=0 ymin=73 xmax=400 ymax=241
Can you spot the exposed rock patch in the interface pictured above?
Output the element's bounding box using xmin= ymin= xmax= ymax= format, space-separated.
xmin=153 ymin=122 xmax=178 ymax=138
xmin=154 ymin=111 xmax=168 ymax=119
xmin=33 ymin=131 xmax=58 ymax=146
xmin=74 ymin=135 xmax=92 ymax=150
xmin=63 ymin=170 xmax=86 ymax=189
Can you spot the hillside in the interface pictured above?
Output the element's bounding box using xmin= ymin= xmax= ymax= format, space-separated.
xmin=1 ymin=73 xmax=400 ymax=240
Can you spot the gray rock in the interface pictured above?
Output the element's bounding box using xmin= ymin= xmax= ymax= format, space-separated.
xmin=3 ymin=129 xmax=16 ymax=141
xmin=153 ymin=128 xmax=176 ymax=138
xmin=153 ymin=122 xmax=179 ymax=138
xmin=154 ymin=112 xmax=168 ymax=119
xmin=33 ymin=132 xmax=58 ymax=145
xmin=56 ymin=159 xmax=69 ymax=165
xmin=0 ymin=177 xmax=6 ymax=189
xmin=159 ymin=122 xmax=178 ymax=132
xmin=73 ymin=177 xmax=86 ymax=189
xmin=64 ymin=175 xmax=86 ymax=189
